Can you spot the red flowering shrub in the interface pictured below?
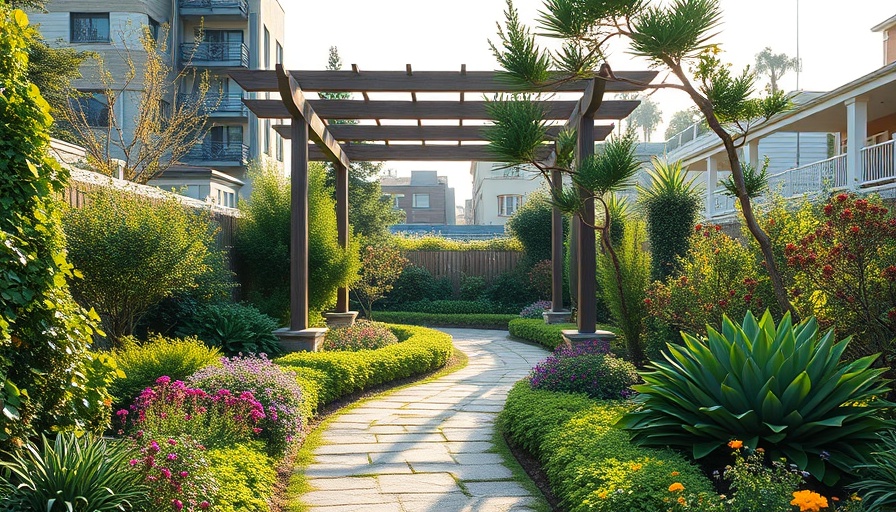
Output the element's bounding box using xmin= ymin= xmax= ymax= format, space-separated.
xmin=645 ymin=224 xmax=775 ymax=337
xmin=784 ymin=193 xmax=896 ymax=354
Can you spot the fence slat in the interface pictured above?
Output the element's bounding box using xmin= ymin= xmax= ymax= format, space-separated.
xmin=403 ymin=250 xmax=522 ymax=293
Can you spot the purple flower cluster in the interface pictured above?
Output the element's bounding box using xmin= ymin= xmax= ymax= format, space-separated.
xmin=189 ymin=355 xmax=304 ymax=456
xmin=323 ymin=320 xmax=398 ymax=351
xmin=130 ymin=433 xmax=216 ymax=511
xmin=529 ymin=342 xmax=639 ymax=399
xmin=519 ymin=300 xmax=553 ymax=319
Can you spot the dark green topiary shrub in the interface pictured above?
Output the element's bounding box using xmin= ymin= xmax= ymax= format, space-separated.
xmin=176 ymin=302 xmax=281 ymax=356
xmin=459 ymin=275 xmax=487 ymax=300
xmin=383 ymin=265 xmax=449 ymax=306
xmin=506 ymin=190 xmax=567 ymax=267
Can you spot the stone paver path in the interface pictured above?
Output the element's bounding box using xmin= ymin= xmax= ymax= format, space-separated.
xmin=300 ymin=328 xmax=550 ymax=512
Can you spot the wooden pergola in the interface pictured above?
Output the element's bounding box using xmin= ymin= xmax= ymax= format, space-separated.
xmin=229 ymin=64 xmax=656 ymax=349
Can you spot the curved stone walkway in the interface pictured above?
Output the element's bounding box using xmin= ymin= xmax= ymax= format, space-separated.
xmin=299 ymin=328 xmax=550 ymax=512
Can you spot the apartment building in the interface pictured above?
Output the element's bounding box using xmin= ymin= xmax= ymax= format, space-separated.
xmin=30 ymin=0 xmax=286 ymax=200
xmin=469 ymin=162 xmax=543 ymax=226
xmin=381 ymin=170 xmax=456 ymax=225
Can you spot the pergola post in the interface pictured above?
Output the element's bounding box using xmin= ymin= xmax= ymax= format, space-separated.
xmin=323 ymin=162 xmax=359 ymax=327
xmin=544 ymin=168 xmax=571 ymax=324
xmin=289 ymin=119 xmax=310 ymax=332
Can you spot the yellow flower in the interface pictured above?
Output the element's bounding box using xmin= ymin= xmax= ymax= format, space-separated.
xmin=791 ymin=490 xmax=829 ymax=512
xmin=728 ymin=440 xmax=743 ymax=449
xmin=630 ymin=463 xmax=643 ymax=471
xmin=598 ymin=491 xmax=608 ymax=499
xmin=677 ymin=496 xmax=686 ymax=505
xmin=669 ymin=483 xmax=685 ymax=492
xmin=671 ymin=471 xmax=680 ymax=476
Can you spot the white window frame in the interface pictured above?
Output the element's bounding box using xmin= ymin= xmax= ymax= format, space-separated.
xmin=498 ymin=194 xmax=522 ymax=216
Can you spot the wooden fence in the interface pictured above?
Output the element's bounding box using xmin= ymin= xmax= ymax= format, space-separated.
xmin=403 ymin=250 xmax=522 ymax=293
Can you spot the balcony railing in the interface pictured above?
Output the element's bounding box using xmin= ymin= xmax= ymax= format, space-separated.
xmin=183 ymin=142 xmax=249 ymax=164
xmin=861 ymin=139 xmax=896 ymax=186
xmin=767 ymin=154 xmax=848 ymax=197
xmin=665 ymin=121 xmax=711 ymax=152
xmin=179 ymin=0 xmax=248 ymax=16
xmin=184 ymin=93 xmax=247 ymax=117
xmin=181 ymin=42 xmax=249 ymax=68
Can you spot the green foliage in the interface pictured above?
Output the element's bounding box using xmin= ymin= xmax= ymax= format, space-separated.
xmin=109 ymin=335 xmax=221 ymax=408
xmin=509 ymin=318 xmax=575 ymax=349
xmin=176 ymin=302 xmax=281 ymax=357
xmin=851 ymin=430 xmax=896 ymax=511
xmin=618 ymin=310 xmax=891 ymax=486
xmin=722 ymin=156 xmax=769 ymax=199
xmin=484 ymin=94 xmax=550 ymax=163
xmin=628 ymin=0 xmax=722 ymax=66
xmin=577 ymin=133 xmax=641 ymax=201
xmin=530 ymin=352 xmax=639 ymax=400
xmin=236 ymin=160 xmax=361 ymax=322
xmin=354 ymin=245 xmax=408 ymax=320
xmin=483 ymin=267 xmax=541 ymax=307
xmin=459 ymin=275 xmax=488 ymax=301
xmin=390 ymin=235 xmax=522 ymax=252
xmin=507 ymin=191 xmax=565 ymax=266
xmin=645 ymin=224 xmax=775 ymax=337
xmin=0 ymin=434 xmax=147 ymax=512
xmin=326 ymin=162 xmax=404 ymax=239
xmin=26 ymin=35 xmax=92 ymax=142
xmin=207 ymin=443 xmax=277 ymax=512
xmin=755 ymin=47 xmax=800 ymax=94
xmin=276 ymin=324 xmax=452 ymax=404
xmin=382 ymin=265 xmax=452 ymax=306
xmin=637 ymin=158 xmax=702 ymax=280
xmin=721 ymin=446 xmax=805 ymax=512
xmin=598 ymin=219 xmax=650 ymax=364
xmin=664 ymin=109 xmax=701 ymax=140
xmin=783 ymin=193 xmax=896 ymax=358
xmin=0 ymin=7 xmax=108 ymax=446
xmin=393 ymin=299 xmax=517 ymax=315
xmin=323 ymin=320 xmax=399 ymax=351
xmin=488 ymin=0 xmax=551 ymax=85
xmin=527 ymin=260 xmax=553 ymax=299
xmin=291 ymin=366 xmax=326 ymax=419
xmin=372 ymin=311 xmax=518 ymax=330
xmin=499 ymin=382 xmax=715 ymax=512
xmin=64 ymin=186 xmax=216 ymax=340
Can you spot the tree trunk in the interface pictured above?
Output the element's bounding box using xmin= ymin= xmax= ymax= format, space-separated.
xmin=669 ymin=64 xmax=798 ymax=320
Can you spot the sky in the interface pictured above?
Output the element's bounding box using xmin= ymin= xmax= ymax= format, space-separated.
xmin=282 ymin=0 xmax=895 ymax=207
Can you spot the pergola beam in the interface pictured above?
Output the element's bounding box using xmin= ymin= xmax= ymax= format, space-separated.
xmin=275 ymin=64 xmax=351 ymax=169
xmin=272 ymin=124 xmax=615 ymax=142
xmin=304 ymin=144 xmax=557 ymax=162
xmin=244 ymin=99 xmax=639 ymax=121
xmin=229 ymin=69 xmax=658 ymax=93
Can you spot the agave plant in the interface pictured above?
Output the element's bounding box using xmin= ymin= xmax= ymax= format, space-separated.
xmin=617 ymin=310 xmax=891 ymax=485
xmin=0 ymin=433 xmax=147 ymax=511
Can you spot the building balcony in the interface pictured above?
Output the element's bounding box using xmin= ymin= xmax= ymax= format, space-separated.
xmin=184 ymin=93 xmax=248 ymax=120
xmin=707 ymin=138 xmax=896 ymax=219
xmin=181 ymin=42 xmax=249 ymax=68
xmin=179 ymin=0 xmax=248 ymax=19
xmin=182 ymin=142 xmax=249 ymax=167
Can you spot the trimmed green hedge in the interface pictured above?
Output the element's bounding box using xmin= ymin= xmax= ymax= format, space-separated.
xmin=387 ymin=299 xmax=519 ymax=315
xmin=276 ymin=324 xmax=452 ymax=412
xmin=372 ymin=311 xmax=517 ymax=330
xmin=207 ymin=443 xmax=277 ymax=512
xmin=500 ymin=382 xmax=715 ymax=512
xmin=508 ymin=318 xmax=622 ymax=350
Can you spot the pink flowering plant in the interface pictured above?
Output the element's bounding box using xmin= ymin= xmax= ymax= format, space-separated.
xmin=129 ymin=433 xmax=216 ymax=512
xmin=322 ymin=320 xmax=398 ymax=351
xmin=189 ymin=355 xmax=304 ymax=456
xmin=520 ymin=300 xmax=553 ymax=319
xmin=117 ymin=376 xmax=266 ymax=449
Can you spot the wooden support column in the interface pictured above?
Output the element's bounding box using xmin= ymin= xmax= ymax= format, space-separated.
xmin=335 ymin=162 xmax=350 ymax=313
xmin=551 ymin=169 xmax=564 ymax=312
xmin=289 ymin=119 xmax=310 ymax=331
xmin=577 ymin=112 xmax=597 ymax=334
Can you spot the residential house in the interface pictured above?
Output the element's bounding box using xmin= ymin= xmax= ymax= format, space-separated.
xmin=381 ymin=170 xmax=456 ymax=225
xmin=30 ymin=0 xmax=286 ymax=200
xmin=469 ymin=162 xmax=543 ymax=226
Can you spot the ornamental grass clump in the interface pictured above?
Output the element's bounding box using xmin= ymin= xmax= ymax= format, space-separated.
xmin=520 ymin=300 xmax=553 ymax=319
xmin=119 ymin=376 xmax=266 ymax=450
xmin=618 ymin=310 xmax=891 ymax=485
xmin=189 ymin=356 xmax=303 ymax=456
xmin=529 ymin=340 xmax=639 ymax=399
xmin=322 ymin=320 xmax=398 ymax=351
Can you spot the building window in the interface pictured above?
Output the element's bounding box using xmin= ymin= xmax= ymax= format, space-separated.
xmin=147 ymin=16 xmax=160 ymax=41
xmin=71 ymin=13 xmax=110 ymax=43
xmin=71 ymin=91 xmax=109 ymax=127
xmin=275 ymin=133 xmax=283 ymax=162
xmin=264 ymin=119 xmax=271 ymax=155
xmin=498 ymin=195 xmax=522 ymax=216
xmin=412 ymin=194 xmax=430 ymax=208
xmin=276 ymin=41 xmax=283 ymax=65
xmin=390 ymin=194 xmax=405 ymax=209
xmin=263 ymin=27 xmax=270 ymax=69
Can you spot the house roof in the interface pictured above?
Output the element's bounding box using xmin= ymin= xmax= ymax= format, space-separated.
xmin=871 ymin=13 xmax=896 ymax=32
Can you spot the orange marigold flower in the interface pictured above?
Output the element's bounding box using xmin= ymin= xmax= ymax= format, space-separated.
xmin=791 ymin=490 xmax=829 ymax=512
xmin=598 ymin=491 xmax=608 ymax=499
xmin=669 ymin=483 xmax=685 ymax=492
xmin=677 ymin=496 xmax=686 ymax=505
xmin=630 ymin=463 xmax=642 ymax=471
xmin=670 ymin=471 xmax=680 ymax=476
xmin=728 ymin=440 xmax=743 ymax=449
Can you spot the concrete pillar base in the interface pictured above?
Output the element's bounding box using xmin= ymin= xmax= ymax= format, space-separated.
xmin=561 ymin=329 xmax=617 ymax=349
xmin=543 ymin=310 xmax=572 ymax=325
xmin=274 ymin=327 xmax=327 ymax=353
xmin=323 ymin=311 xmax=359 ymax=329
